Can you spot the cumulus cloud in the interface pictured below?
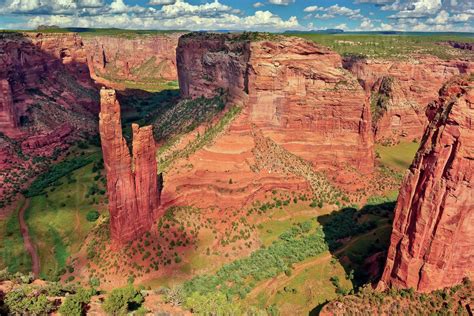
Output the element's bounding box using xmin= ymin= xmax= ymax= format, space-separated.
xmin=304 ymin=4 xmax=362 ymax=20
xmin=149 ymin=0 xmax=176 ymax=5
xmin=10 ymin=0 xmax=302 ymax=32
xmin=268 ymin=0 xmax=295 ymax=6
xmin=253 ymin=2 xmax=264 ymax=8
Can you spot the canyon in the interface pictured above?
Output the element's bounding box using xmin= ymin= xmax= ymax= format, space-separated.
xmin=378 ymin=75 xmax=473 ymax=292
xmin=0 ymin=29 xmax=473 ymax=315
xmin=167 ymin=33 xmax=374 ymax=210
xmin=99 ymin=88 xmax=160 ymax=245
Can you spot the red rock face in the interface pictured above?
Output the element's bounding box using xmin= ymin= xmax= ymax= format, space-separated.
xmin=344 ymin=56 xmax=473 ymax=143
xmin=178 ymin=34 xmax=374 ymax=176
xmin=99 ymin=88 xmax=160 ymax=245
xmin=0 ymin=32 xmax=98 ymax=203
xmin=378 ymin=76 xmax=474 ymax=292
xmin=84 ymin=33 xmax=183 ymax=83
xmin=0 ymin=79 xmax=18 ymax=137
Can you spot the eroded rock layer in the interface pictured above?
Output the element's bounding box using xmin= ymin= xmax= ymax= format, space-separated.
xmin=84 ymin=33 xmax=183 ymax=84
xmin=0 ymin=32 xmax=98 ymax=204
xmin=178 ymin=33 xmax=374 ymax=176
xmin=99 ymin=88 xmax=159 ymax=245
xmin=344 ymin=56 xmax=473 ymax=143
xmin=379 ymin=76 xmax=474 ymax=292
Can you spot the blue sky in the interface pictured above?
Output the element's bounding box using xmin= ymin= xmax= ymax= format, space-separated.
xmin=0 ymin=0 xmax=472 ymax=32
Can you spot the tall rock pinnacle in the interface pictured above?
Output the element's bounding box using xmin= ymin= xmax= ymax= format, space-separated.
xmin=379 ymin=76 xmax=474 ymax=292
xmin=99 ymin=88 xmax=160 ymax=245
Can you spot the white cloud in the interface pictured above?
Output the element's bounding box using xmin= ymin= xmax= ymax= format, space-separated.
xmin=149 ymin=0 xmax=176 ymax=5
xmin=334 ymin=23 xmax=347 ymax=30
xmin=303 ymin=6 xmax=322 ymax=13
xmin=253 ymin=2 xmax=264 ymax=8
xmin=360 ymin=17 xmax=374 ymax=29
xmin=268 ymin=0 xmax=295 ymax=6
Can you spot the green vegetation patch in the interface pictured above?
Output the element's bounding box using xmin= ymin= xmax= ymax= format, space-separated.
xmin=25 ymin=151 xmax=105 ymax=281
xmin=183 ymin=219 xmax=328 ymax=299
xmin=376 ymin=141 xmax=419 ymax=171
xmin=0 ymin=201 xmax=32 ymax=274
xmin=25 ymin=155 xmax=96 ymax=197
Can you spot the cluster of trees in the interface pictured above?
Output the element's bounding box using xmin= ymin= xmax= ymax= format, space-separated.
xmin=24 ymin=156 xmax=94 ymax=197
xmin=183 ymin=221 xmax=328 ymax=300
xmin=1 ymin=270 xmax=147 ymax=316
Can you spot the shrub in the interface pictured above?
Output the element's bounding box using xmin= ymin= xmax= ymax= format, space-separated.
xmin=102 ymin=285 xmax=144 ymax=316
xmin=185 ymin=292 xmax=242 ymax=315
xmin=86 ymin=210 xmax=100 ymax=222
xmin=59 ymin=288 xmax=95 ymax=316
xmin=4 ymin=286 xmax=54 ymax=315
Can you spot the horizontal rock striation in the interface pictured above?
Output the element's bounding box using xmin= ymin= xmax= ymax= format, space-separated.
xmin=99 ymin=88 xmax=160 ymax=245
xmin=84 ymin=33 xmax=183 ymax=84
xmin=344 ymin=56 xmax=473 ymax=143
xmin=178 ymin=33 xmax=374 ymax=175
xmin=378 ymin=76 xmax=474 ymax=292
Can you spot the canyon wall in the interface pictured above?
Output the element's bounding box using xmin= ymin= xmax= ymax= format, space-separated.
xmin=0 ymin=79 xmax=17 ymax=137
xmin=178 ymin=33 xmax=374 ymax=175
xmin=99 ymin=88 xmax=160 ymax=245
xmin=345 ymin=56 xmax=473 ymax=143
xmin=0 ymin=32 xmax=98 ymax=204
xmin=378 ymin=76 xmax=474 ymax=292
xmin=84 ymin=33 xmax=183 ymax=84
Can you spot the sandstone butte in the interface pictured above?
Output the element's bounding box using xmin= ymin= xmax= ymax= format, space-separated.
xmin=99 ymin=88 xmax=160 ymax=245
xmin=378 ymin=76 xmax=474 ymax=292
xmin=178 ymin=33 xmax=374 ymax=174
xmin=344 ymin=56 xmax=473 ymax=144
xmin=83 ymin=33 xmax=183 ymax=83
xmin=155 ymin=33 xmax=375 ymax=210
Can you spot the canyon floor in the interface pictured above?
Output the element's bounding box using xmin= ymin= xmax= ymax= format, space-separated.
xmin=0 ymin=30 xmax=472 ymax=315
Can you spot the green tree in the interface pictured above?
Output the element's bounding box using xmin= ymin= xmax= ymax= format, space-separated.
xmin=5 ymin=286 xmax=54 ymax=315
xmin=103 ymin=286 xmax=144 ymax=316
xmin=185 ymin=292 xmax=242 ymax=315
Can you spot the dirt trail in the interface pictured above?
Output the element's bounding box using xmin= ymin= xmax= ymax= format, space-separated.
xmin=18 ymin=198 xmax=40 ymax=278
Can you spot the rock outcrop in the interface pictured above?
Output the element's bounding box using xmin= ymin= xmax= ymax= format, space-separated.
xmin=84 ymin=33 xmax=183 ymax=84
xmin=344 ymin=56 xmax=473 ymax=143
xmin=178 ymin=33 xmax=374 ymax=175
xmin=99 ymin=88 xmax=160 ymax=245
xmin=0 ymin=79 xmax=18 ymax=137
xmin=378 ymin=76 xmax=474 ymax=292
xmin=0 ymin=32 xmax=98 ymax=204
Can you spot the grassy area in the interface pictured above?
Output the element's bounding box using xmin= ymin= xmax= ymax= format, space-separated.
xmin=24 ymin=148 xmax=106 ymax=281
xmin=291 ymin=33 xmax=474 ymax=60
xmin=376 ymin=141 xmax=419 ymax=171
xmin=0 ymin=199 xmax=32 ymax=273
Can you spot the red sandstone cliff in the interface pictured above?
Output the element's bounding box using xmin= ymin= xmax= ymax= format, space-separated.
xmin=99 ymin=88 xmax=159 ymax=245
xmin=0 ymin=79 xmax=18 ymax=137
xmin=0 ymin=32 xmax=98 ymax=204
xmin=84 ymin=33 xmax=183 ymax=84
xmin=378 ymin=76 xmax=474 ymax=292
xmin=344 ymin=56 xmax=474 ymax=143
xmin=178 ymin=33 xmax=374 ymax=175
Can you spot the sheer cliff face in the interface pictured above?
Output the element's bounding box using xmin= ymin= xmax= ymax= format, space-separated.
xmin=345 ymin=57 xmax=474 ymax=143
xmin=99 ymin=89 xmax=159 ymax=245
xmin=177 ymin=34 xmax=374 ymax=176
xmin=0 ymin=79 xmax=17 ymax=137
xmin=84 ymin=33 xmax=183 ymax=83
xmin=379 ymin=76 xmax=474 ymax=292
xmin=0 ymin=32 xmax=97 ymax=138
